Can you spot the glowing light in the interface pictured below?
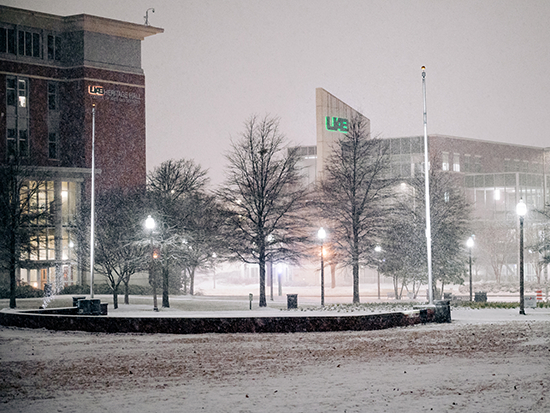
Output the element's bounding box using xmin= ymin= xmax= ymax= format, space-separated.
xmin=516 ymin=199 xmax=527 ymax=216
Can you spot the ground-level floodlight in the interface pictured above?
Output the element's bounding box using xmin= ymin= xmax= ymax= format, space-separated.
xmin=516 ymin=199 xmax=527 ymax=315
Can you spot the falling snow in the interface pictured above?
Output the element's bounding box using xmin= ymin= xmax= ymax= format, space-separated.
xmin=1 ymin=308 xmax=549 ymax=412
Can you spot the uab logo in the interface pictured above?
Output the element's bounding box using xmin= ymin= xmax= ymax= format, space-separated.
xmin=88 ymin=85 xmax=105 ymax=96
xmin=325 ymin=116 xmax=349 ymax=133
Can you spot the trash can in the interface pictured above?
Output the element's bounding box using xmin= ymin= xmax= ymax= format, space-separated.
xmin=287 ymin=294 xmax=298 ymax=309
xmin=474 ymin=291 xmax=487 ymax=303
xmin=434 ymin=300 xmax=451 ymax=323
xmin=72 ymin=296 xmax=86 ymax=307
xmin=77 ymin=299 xmax=102 ymax=315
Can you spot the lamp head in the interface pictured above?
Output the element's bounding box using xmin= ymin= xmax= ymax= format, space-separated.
xmin=516 ymin=199 xmax=527 ymax=217
xmin=317 ymin=227 xmax=326 ymax=240
xmin=145 ymin=215 xmax=155 ymax=230
xmin=466 ymin=236 xmax=474 ymax=249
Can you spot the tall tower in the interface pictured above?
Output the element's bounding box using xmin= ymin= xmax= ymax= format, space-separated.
xmin=315 ymin=88 xmax=369 ymax=179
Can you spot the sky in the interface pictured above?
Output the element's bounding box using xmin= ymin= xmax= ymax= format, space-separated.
xmin=4 ymin=0 xmax=550 ymax=186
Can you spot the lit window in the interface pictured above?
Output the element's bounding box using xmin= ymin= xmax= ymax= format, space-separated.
xmin=442 ymin=152 xmax=449 ymax=171
xmin=453 ymin=153 xmax=460 ymax=172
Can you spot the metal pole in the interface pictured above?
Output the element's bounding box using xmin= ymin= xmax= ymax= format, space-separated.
xmin=90 ymin=104 xmax=96 ymax=298
xmin=519 ymin=216 xmax=525 ymax=315
xmin=422 ymin=66 xmax=434 ymax=305
xmin=320 ymin=242 xmax=324 ymax=307
xmin=469 ymin=249 xmax=473 ymax=301
xmin=151 ymin=234 xmax=158 ymax=311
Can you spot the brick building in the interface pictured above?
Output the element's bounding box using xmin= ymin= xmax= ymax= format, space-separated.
xmin=294 ymin=88 xmax=549 ymax=284
xmin=0 ymin=6 xmax=162 ymax=290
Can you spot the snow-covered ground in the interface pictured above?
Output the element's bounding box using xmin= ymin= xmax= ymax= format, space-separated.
xmin=1 ymin=307 xmax=549 ymax=412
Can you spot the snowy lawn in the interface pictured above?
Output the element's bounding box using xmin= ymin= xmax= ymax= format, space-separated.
xmin=1 ymin=307 xmax=549 ymax=412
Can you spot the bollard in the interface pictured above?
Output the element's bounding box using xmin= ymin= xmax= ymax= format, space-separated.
xmin=249 ymin=293 xmax=253 ymax=310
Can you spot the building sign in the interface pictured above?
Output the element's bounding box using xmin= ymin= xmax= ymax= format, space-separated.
xmin=87 ymin=85 xmax=141 ymax=104
xmin=88 ymin=85 xmax=105 ymax=96
xmin=325 ymin=116 xmax=349 ymax=133
xmin=104 ymin=89 xmax=141 ymax=104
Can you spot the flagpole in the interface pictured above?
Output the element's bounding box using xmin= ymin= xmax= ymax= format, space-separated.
xmin=90 ymin=104 xmax=96 ymax=298
xmin=422 ymin=66 xmax=434 ymax=305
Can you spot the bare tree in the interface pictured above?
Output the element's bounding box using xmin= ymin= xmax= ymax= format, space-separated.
xmin=0 ymin=161 xmax=49 ymax=308
xmin=382 ymin=165 xmax=472 ymax=298
xmin=177 ymin=192 xmax=227 ymax=295
xmin=85 ymin=190 xmax=148 ymax=308
xmin=217 ymin=115 xmax=308 ymax=307
xmin=147 ymin=159 xmax=210 ymax=306
xmin=318 ymin=117 xmax=392 ymax=304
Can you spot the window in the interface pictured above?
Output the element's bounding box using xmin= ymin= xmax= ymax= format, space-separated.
xmin=48 ymin=82 xmax=58 ymax=110
xmin=5 ymin=77 xmax=30 ymax=159
xmin=0 ymin=27 xmax=42 ymax=58
xmin=474 ymin=156 xmax=482 ymax=172
xmin=18 ymin=30 xmax=40 ymax=58
xmin=0 ymin=27 xmax=16 ymax=54
xmin=442 ymin=152 xmax=449 ymax=171
xmin=48 ymin=82 xmax=60 ymax=159
xmin=48 ymin=133 xmax=58 ymax=159
xmin=47 ymin=35 xmax=61 ymax=61
xmin=464 ymin=155 xmax=471 ymax=172
xmin=453 ymin=153 xmax=460 ymax=172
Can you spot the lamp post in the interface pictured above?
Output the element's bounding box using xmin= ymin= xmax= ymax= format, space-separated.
xmin=516 ymin=198 xmax=527 ymax=315
xmin=90 ymin=104 xmax=96 ymax=298
xmin=375 ymin=245 xmax=382 ymax=300
xmin=421 ymin=66 xmax=434 ymax=306
xmin=467 ymin=236 xmax=474 ymax=301
xmin=145 ymin=215 xmax=158 ymax=312
xmin=318 ymin=227 xmax=326 ymax=306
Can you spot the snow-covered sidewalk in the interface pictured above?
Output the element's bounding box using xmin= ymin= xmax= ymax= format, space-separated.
xmin=1 ymin=308 xmax=549 ymax=412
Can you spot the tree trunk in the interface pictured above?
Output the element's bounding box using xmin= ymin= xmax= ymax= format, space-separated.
xmin=259 ymin=245 xmax=267 ymax=307
xmin=352 ymin=226 xmax=360 ymax=304
xmin=162 ymin=266 xmax=170 ymax=308
xmin=124 ymin=281 xmax=130 ymax=304
xmin=352 ymin=262 xmax=360 ymax=304
xmin=113 ymin=289 xmax=118 ymax=309
xmin=9 ymin=262 xmax=16 ymax=309
xmin=190 ymin=267 xmax=195 ymax=296
xmin=331 ymin=263 xmax=336 ymax=289
xmin=9 ymin=230 xmax=17 ymax=308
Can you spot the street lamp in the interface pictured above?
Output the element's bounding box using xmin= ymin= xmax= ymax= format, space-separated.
xmin=466 ymin=236 xmax=474 ymax=301
xmin=375 ymin=245 xmax=382 ymax=300
xmin=516 ymin=198 xmax=527 ymax=315
xmin=318 ymin=227 xmax=327 ymax=306
xmin=145 ymin=215 xmax=158 ymax=312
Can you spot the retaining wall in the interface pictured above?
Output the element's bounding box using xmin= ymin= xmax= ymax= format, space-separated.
xmin=0 ymin=307 xmax=440 ymax=334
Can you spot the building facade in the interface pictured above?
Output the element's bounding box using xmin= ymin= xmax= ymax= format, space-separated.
xmin=295 ymin=88 xmax=549 ymax=284
xmin=0 ymin=6 xmax=162 ymax=290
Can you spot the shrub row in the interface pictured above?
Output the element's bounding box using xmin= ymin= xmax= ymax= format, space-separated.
xmin=451 ymin=301 xmax=550 ymax=309
xmin=0 ymin=284 xmax=45 ymax=299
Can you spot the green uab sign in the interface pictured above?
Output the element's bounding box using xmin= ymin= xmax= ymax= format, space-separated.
xmin=325 ymin=116 xmax=349 ymax=133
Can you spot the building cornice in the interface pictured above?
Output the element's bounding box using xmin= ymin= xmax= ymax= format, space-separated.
xmin=0 ymin=5 xmax=163 ymax=40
